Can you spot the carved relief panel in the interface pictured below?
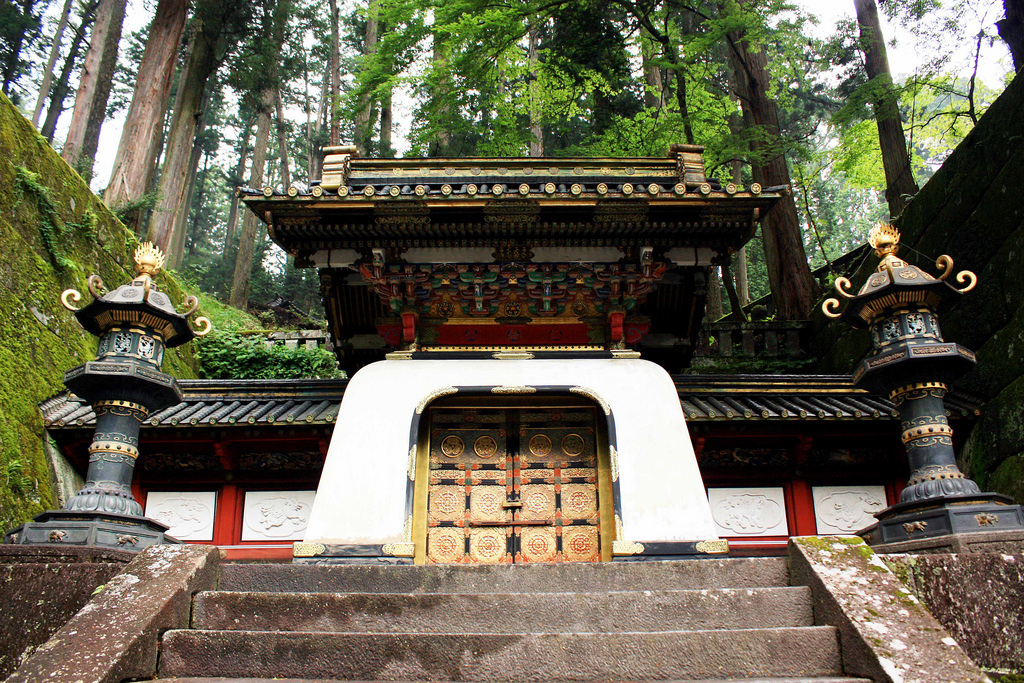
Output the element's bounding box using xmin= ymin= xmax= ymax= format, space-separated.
xmin=812 ymin=485 xmax=886 ymax=534
xmin=707 ymin=487 xmax=789 ymax=537
xmin=425 ymin=405 xmax=601 ymax=564
xmin=145 ymin=491 xmax=216 ymax=541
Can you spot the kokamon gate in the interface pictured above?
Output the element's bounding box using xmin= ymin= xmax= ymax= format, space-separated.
xmin=419 ymin=399 xmax=613 ymax=564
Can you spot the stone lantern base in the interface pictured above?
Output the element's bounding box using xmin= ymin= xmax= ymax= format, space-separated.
xmin=858 ymin=493 xmax=1024 ymax=552
xmin=4 ymin=510 xmax=180 ymax=553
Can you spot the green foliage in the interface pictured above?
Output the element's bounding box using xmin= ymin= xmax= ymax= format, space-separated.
xmin=13 ymin=166 xmax=78 ymax=271
xmin=196 ymin=332 xmax=340 ymax=379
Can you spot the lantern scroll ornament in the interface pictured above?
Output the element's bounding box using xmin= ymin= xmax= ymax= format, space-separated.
xmin=5 ymin=244 xmax=212 ymax=552
xmin=822 ymin=224 xmax=1023 ymax=547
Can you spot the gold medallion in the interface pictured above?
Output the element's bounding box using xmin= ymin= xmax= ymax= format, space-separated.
xmin=529 ymin=434 xmax=552 ymax=456
xmin=440 ymin=435 xmax=464 ymax=457
xmin=474 ymin=435 xmax=498 ymax=458
xmin=561 ymin=433 xmax=585 ymax=456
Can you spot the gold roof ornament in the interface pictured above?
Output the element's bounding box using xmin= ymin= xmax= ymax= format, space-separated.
xmin=822 ymin=222 xmax=977 ymax=321
xmin=134 ymin=242 xmax=166 ymax=278
xmin=868 ymin=222 xmax=900 ymax=259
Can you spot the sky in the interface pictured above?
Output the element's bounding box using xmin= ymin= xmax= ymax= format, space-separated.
xmin=69 ymin=0 xmax=1015 ymax=193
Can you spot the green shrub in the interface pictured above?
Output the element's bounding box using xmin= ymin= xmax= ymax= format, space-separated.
xmin=196 ymin=332 xmax=340 ymax=380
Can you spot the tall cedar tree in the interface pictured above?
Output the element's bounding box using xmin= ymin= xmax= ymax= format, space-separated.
xmin=31 ymin=0 xmax=74 ymax=125
xmin=62 ymin=0 xmax=128 ymax=176
xmin=104 ymin=0 xmax=188 ymax=215
xmin=998 ymin=0 xmax=1024 ymax=70
xmin=726 ymin=6 xmax=818 ymax=320
xmin=854 ymin=0 xmax=917 ymax=217
xmin=40 ymin=1 xmax=97 ymax=140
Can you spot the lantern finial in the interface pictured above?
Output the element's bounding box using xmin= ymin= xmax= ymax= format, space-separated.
xmin=134 ymin=242 xmax=166 ymax=278
xmin=868 ymin=222 xmax=900 ymax=260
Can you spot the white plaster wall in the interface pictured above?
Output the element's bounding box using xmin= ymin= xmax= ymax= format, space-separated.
xmin=304 ymin=358 xmax=718 ymax=544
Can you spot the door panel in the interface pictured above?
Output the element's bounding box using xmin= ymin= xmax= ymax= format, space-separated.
xmin=425 ymin=404 xmax=602 ymax=564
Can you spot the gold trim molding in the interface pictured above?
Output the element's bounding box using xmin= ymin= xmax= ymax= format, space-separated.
xmin=415 ymin=386 xmax=458 ymax=413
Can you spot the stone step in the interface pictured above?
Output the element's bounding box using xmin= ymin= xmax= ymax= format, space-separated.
xmin=159 ymin=627 xmax=843 ymax=681
xmin=219 ymin=558 xmax=789 ymax=594
xmin=192 ymin=587 xmax=813 ymax=633
xmin=158 ymin=678 xmax=874 ymax=683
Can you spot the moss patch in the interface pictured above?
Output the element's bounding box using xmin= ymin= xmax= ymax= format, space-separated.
xmin=0 ymin=92 xmax=201 ymax=530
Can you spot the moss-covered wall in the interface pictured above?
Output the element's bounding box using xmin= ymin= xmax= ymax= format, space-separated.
xmin=0 ymin=92 xmax=199 ymax=531
xmin=813 ymin=73 xmax=1024 ymax=503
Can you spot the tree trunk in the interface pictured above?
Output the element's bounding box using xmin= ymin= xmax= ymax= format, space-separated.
xmin=229 ymin=88 xmax=274 ymax=309
xmin=168 ymin=97 xmax=209 ymax=268
xmin=727 ymin=24 xmax=818 ymax=320
xmin=275 ymin=85 xmax=291 ymax=189
xmin=640 ymin=30 xmax=668 ymax=109
xmin=145 ymin=16 xmax=220 ymax=253
xmin=706 ymin=266 xmax=723 ymax=321
xmin=380 ymin=81 xmax=393 ymax=157
xmin=62 ymin=0 xmax=127 ymax=177
xmin=431 ymin=26 xmax=452 ymax=156
xmin=40 ymin=5 xmax=95 ymax=141
xmin=32 ymin=0 xmax=74 ymax=126
xmin=854 ymin=0 xmax=918 ymax=217
xmin=721 ymin=260 xmax=746 ymax=321
xmin=354 ymin=0 xmax=380 ymax=156
xmin=104 ymin=0 xmax=188 ymax=211
xmin=187 ymin=151 xmax=210 ymax=258
xmin=528 ymin=24 xmax=543 ymax=157
xmin=997 ymin=0 xmax=1024 ymax=71
xmin=328 ymin=0 xmax=340 ymax=145
xmin=735 ymin=246 xmax=749 ymax=306
xmin=224 ymin=117 xmax=254 ymax=248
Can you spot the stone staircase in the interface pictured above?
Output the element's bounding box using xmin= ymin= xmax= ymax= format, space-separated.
xmin=157 ymin=558 xmax=872 ymax=682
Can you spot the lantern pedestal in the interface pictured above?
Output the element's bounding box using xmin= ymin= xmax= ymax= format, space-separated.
xmin=822 ymin=224 xmax=1024 ymax=549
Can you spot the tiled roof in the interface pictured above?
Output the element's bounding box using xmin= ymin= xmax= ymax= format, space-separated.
xmin=40 ymin=379 xmax=347 ymax=429
xmin=675 ymin=374 xmax=981 ymax=421
xmin=40 ymin=375 xmax=981 ymax=430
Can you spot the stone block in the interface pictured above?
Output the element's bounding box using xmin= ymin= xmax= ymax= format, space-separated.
xmin=789 ymin=536 xmax=990 ymax=683
xmin=6 ymin=543 xmax=219 ymax=683
xmin=885 ymin=552 xmax=1024 ymax=671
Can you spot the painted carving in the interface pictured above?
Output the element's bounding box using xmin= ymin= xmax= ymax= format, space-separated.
xmin=474 ymin=435 xmax=498 ymax=458
xmin=241 ymin=490 xmax=315 ymax=541
xmin=428 ymin=527 xmax=465 ymax=563
xmin=521 ymin=484 xmax=556 ymax=520
xmin=521 ymin=527 xmax=557 ymax=562
xmin=562 ymin=526 xmax=600 ymax=562
xmin=469 ymin=528 xmax=509 ymax=563
xmin=470 ymin=486 xmax=506 ymax=522
xmin=812 ymin=486 xmax=886 ymax=534
xmin=528 ymin=434 xmax=552 ymax=456
xmin=146 ymin=491 xmax=216 ymax=541
xmin=114 ymin=331 xmax=132 ymax=353
xmin=709 ymin=488 xmax=787 ymax=536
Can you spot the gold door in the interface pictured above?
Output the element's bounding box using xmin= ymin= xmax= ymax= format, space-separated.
xmin=423 ymin=404 xmax=603 ymax=564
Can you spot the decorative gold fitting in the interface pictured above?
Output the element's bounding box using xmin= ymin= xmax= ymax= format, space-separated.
xmin=415 ymin=185 xmax=427 ymax=196
xmin=647 ymin=183 xmax=660 ymax=195
xmin=61 ymin=289 xmax=82 ymax=311
xmin=191 ymin=316 xmax=212 ymax=337
xmin=888 ymin=381 xmax=947 ymax=401
xmin=492 ymin=184 xmax=504 ymax=196
xmin=363 ymin=185 xmax=375 ymax=197
xmin=622 ymin=183 xmax=634 ymax=195
xmin=382 ymin=542 xmax=415 ymax=557
xmin=955 ymin=270 xmax=977 ymax=293
xmin=338 ymin=186 xmax=350 ymax=197
xmin=182 ymin=295 xmax=200 ymax=317
xmin=88 ymin=441 xmax=139 ymax=458
xmin=597 ymin=183 xmax=609 ymax=195
xmin=94 ymin=399 xmax=149 ymax=416
xmin=544 ymin=183 xmax=556 ymax=194
xmin=262 ymin=186 xmax=274 ymax=197
xmin=467 ymin=184 xmax=478 ymax=195
xmin=490 ymin=385 xmax=538 ymax=394
xmin=699 ymin=183 xmax=711 ymax=195
xmin=87 ymin=274 xmax=106 ymax=299
xmin=724 ymin=183 xmax=737 ymax=195
xmin=673 ymin=183 xmax=686 ymax=195
xmin=292 ymin=542 xmax=326 ymax=557
xmin=749 ymin=183 xmax=762 ymax=195
xmin=834 ymin=276 xmax=854 ymax=299
xmin=518 ymin=184 xmax=530 ymax=195
xmin=571 ymin=184 xmax=582 ymax=195
xmin=311 ymin=185 xmax=324 ymax=197
xmin=389 ymin=185 xmax=401 ymax=197
xmin=822 ymin=298 xmax=843 ymax=319
xmin=901 ymin=423 xmax=953 ymax=444
xmin=287 ymin=186 xmax=299 ymax=197
xmin=936 ymin=254 xmax=954 ymax=280
xmin=612 ymin=540 xmax=645 ymax=556
xmin=695 ymin=539 xmax=729 ymax=554
xmin=441 ymin=184 xmax=452 ymax=196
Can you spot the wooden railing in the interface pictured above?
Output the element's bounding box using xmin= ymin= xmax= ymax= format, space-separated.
xmin=694 ymin=321 xmax=811 ymax=360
